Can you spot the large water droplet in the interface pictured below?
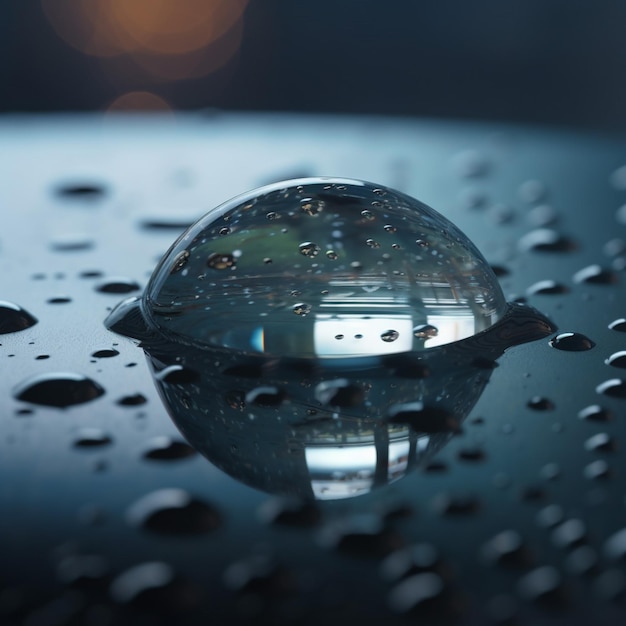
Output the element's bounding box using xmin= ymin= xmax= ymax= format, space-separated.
xmin=596 ymin=379 xmax=626 ymax=399
xmin=606 ymin=351 xmax=626 ymax=368
xmin=549 ymin=332 xmax=595 ymax=351
xmin=0 ymin=301 xmax=38 ymax=334
xmin=107 ymin=178 xmax=519 ymax=358
xmin=13 ymin=373 xmax=105 ymax=408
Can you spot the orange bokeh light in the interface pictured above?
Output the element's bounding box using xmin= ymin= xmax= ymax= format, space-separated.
xmin=106 ymin=91 xmax=173 ymax=112
xmin=41 ymin=0 xmax=248 ymax=80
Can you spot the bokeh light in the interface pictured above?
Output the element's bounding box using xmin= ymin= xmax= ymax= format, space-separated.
xmin=106 ymin=91 xmax=172 ymax=112
xmin=41 ymin=0 xmax=248 ymax=85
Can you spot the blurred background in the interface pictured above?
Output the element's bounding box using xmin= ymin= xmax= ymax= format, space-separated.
xmin=2 ymin=0 xmax=626 ymax=132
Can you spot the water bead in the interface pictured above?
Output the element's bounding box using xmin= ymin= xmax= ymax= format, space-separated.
xmin=106 ymin=178 xmax=526 ymax=359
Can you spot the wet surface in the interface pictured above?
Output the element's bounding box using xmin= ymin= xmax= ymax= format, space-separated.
xmin=1 ymin=113 xmax=626 ymax=624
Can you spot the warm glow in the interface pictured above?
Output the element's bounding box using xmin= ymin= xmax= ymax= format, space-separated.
xmin=41 ymin=0 xmax=248 ymax=81
xmin=107 ymin=91 xmax=172 ymax=112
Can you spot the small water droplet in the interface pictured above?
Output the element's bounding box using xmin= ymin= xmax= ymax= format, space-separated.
xmin=584 ymin=459 xmax=611 ymax=480
xmin=245 ymin=386 xmax=285 ymax=407
xmin=609 ymin=318 xmax=626 ymax=332
xmin=91 ymin=349 xmax=120 ymax=358
xmin=578 ymin=404 xmax=611 ymax=422
xmin=326 ymin=250 xmax=338 ymax=260
xmin=55 ymin=182 xmax=107 ymax=200
xmin=143 ymin=436 xmax=196 ymax=461
xmin=573 ymin=264 xmax=617 ymax=285
xmin=451 ymin=149 xmax=489 ymax=178
xmin=73 ymin=428 xmax=113 ymax=448
xmin=527 ymin=280 xmax=568 ymax=296
xmin=527 ymin=396 xmax=554 ymax=410
xmin=360 ymin=209 xmax=375 ymax=220
xmin=96 ymin=278 xmax=141 ymax=294
xmin=412 ymin=324 xmax=438 ymax=339
xmin=381 ymin=329 xmax=399 ymax=342
xmin=314 ymin=379 xmax=365 ymax=407
xmin=519 ymin=229 xmax=575 ymax=253
xmin=49 ymin=235 xmax=94 ymax=252
xmin=117 ymin=393 xmax=147 ymax=406
xmin=300 ymin=197 xmax=324 ymax=216
xmin=518 ymin=179 xmax=547 ymax=204
xmin=292 ymin=303 xmax=311 ymax=316
xmin=605 ymin=351 xmax=626 ymax=368
xmin=266 ymin=211 xmax=280 ymax=220
xmin=218 ymin=227 xmax=231 ymax=236
xmin=126 ymin=488 xmax=221 ymax=534
xmin=206 ymin=253 xmax=236 ymax=270
xmin=384 ymin=224 xmax=397 ymax=233
xmin=298 ymin=241 xmax=321 ymax=257
xmin=596 ymin=378 xmax=626 ymax=399
xmin=584 ymin=432 xmax=616 ymax=452
xmin=549 ymin=332 xmax=595 ymax=351
xmin=366 ymin=238 xmax=380 ymax=248
xmin=0 ymin=301 xmax=38 ymax=334
xmin=13 ymin=373 xmax=105 ymax=408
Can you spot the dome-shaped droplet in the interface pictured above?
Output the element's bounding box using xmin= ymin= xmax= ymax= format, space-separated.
xmin=117 ymin=179 xmax=510 ymax=359
xmin=0 ymin=301 xmax=38 ymax=334
xmin=13 ymin=372 xmax=105 ymax=408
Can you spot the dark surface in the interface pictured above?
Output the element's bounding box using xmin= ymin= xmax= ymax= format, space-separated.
xmin=1 ymin=112 xmax=626 ymax=625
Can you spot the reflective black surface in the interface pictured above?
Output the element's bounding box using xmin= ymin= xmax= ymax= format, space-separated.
xmin=2 ymin=113 xmax=626 ymax=625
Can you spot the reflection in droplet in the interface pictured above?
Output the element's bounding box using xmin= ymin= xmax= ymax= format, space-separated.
xmin=412 ymin=324 xmax=438 ymax=339
xmin=13 ymin=372 xmax=105 ymax=408
xmin=549 ymin=332 xmax=595 ymax=351
xmin=0 ymin=301 xmax=38 ymax=334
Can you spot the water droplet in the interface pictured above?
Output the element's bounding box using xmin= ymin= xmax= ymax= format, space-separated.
xmin=298 ymin=241 xmax=321 ymax=257
xmin=573 ymin=264 xmax=617 ymax=285
xmin=117 ymin=393 xmax=147 ymax=406
xmin=432 ymin=493 xmax=480 ymax=516
xmin=13 ymin=372 xmax=104 ymax=408
xmin=388 ymin=572 xmax=445 ymax=614
xmin=519 ymin=229 xmax=575 ymax=253
xmin=565 ymin=546 xmax=597 ymax=575
xmin=584 ymin=432 xmax=616 ymax=452
xmin=527 ymin=396 xmax=554 ymax=410
xmin=257 ymin=497 xmax=321 ymax=527
xmin=578 ymin=404 xmax=611 ymax=422
xmin=388 ymin=402 xmax=459 ymax=433
xmin=412 ymin=324 xmax=438 ymax=339
xmin=300 ymin=197 xmax=324 ymax=215
xmin=610 ymin=165 xmax=626 ymax=190
xmin=481 ymin=530 xmax=530 ymax=567
xmin=596 ymin=378 xmax=626 ymax=399
xmin=549 ymin=332 xmax=595 ymax=351
xmin=0 ymin=301 xmax=38 ymax=334
xmin=366 ymin=238 xmax=380 ymax=248
xmin=381 ymin=329 xmax=399 ymax=342
xmin=451 ymin=149 xmax=489 ymax=178
xmin=266 ymin=211 xmax=280 ymax=220
xmin=292 ymin=302 xmax=311 ymax=316
xmin=584 ymin=459 xmax=611 ymax=480
xmin=96 ymin=278 xmax=141 ymax=294
xmin=518 ymin=179 xmax=547 ymax=204
xmin=606 ymin=350 xmax=626 ymax=368
xmin=91 ymin=349 xmax=119 ymax=358
xmin=206 ymin=253 xmax=236 ymax=270
xmin=218 ymin=226 xmax=231 ymax=236
xmin=126 ymin=488 xmax=221 ymax=534
xmin=55 ymin=182 xmax=106 ymax=200
xmin=49 ymin=235 xmax=94 ymax=252
xmin=528 ymin=204 xmax=558 ymax=227
xmin=527 ymin=280 xmax=568 ymax=296
xmin=384 ymin=224 xmax=397 ymax=233
xmin=604 ymin=528 xmax=626 ymax=560
xmin=517 ymin=566 xmax=563 ymax=603
xmin=143 ymin=436 xmax=196 ymax=461
xmin=457 ymin=446 xmax=486 ymax=462
xmin=155 ymin=365 xmax=199 ymax=384
xmin=105 ymin=178 xmax=554 ymax=359
xmin=609 ymin=318 xmax=626 ymax=332
xmin=72 ymin=428 xmax=113 ymax=448
xmin=47 ymin=296 xmax=72 ymax=304
xmin=109 ymin=561 xmax=192 ymax=609
xmin=552 ymin=519 xmax=586 ymax=549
